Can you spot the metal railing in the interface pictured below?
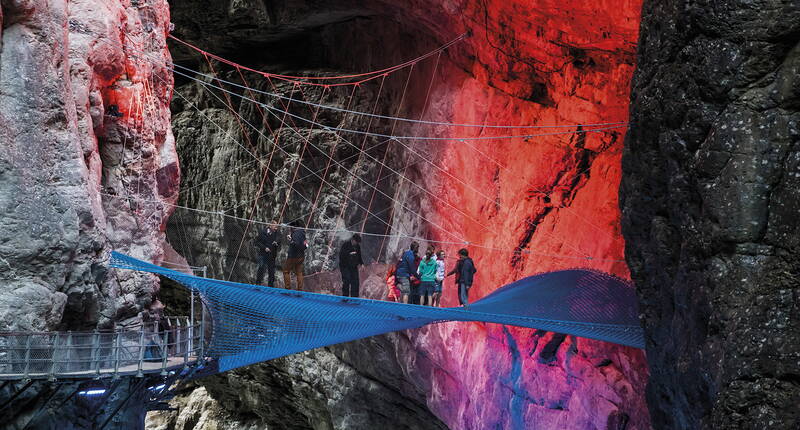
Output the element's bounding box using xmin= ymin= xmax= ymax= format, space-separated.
xmin=0 ymin=317 xmax=205 ymax=380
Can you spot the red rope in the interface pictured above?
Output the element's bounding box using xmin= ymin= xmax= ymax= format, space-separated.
xmin=332 ymin=74 xmax=386 ymax=242
xmin=168 ymin=34 xmax=465 ymax=87
xmin=278 ymin=86 xmax=330 ymax=223
xmin=378 ymin=52 xmax=441 ymax=261
xmin=360 ymin=64 xmax=414 ymax=234
xmin=305 ymin=84 xmax=358 ymax=229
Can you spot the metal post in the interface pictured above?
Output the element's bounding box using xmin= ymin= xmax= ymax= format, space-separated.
xmin=175 ymin=318 xmax=182 ymax=359
xmin=93 ymin=330 xmax=101 ymax=377
xmin=182 ymin=318 xmax=190 ymax=366
xmin=49 ymin=333 xmax=59 ymax=381
xmin=136 ymin=325 xmax=145 ymax=377
xmin=199 ymin=300 xmax=205 ymax=362
xmin=22 ymin=335 xmax=32 ymax=379
xmin=64 ymin=331 xmax=72 ymax=374
xmin=113 ymin=329 xmax=121 ymax=379
xmin=160 ymin=328 xmax=169 ymax=375
xmin=189 ymin=288 xmax=195 ymax=356
xmin=90 ymin=329 xmax=99 ymax=375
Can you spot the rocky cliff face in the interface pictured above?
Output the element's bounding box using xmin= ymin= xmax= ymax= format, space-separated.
xmin=621 ymin=0 xmax=800 ymax=428
xmin=159 ymin=0 xmax=651 ymax=429
xmin=0 ymin=0 xmax=175 ymax=331
xmin=0 ymin=0 xmax=176 ymax=427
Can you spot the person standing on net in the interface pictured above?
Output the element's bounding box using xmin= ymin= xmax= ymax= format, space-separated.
xmin=433 ymin=250 xmax=446 ymax=307
xmin=417 ymin=247 xmax=437 ymax=306
xmin=448 ymin=248 xmax=477 ymax=307
xmin=283 ymin=221 xmax=308 ymax=290
xmin=395 ymin=241 xmax=419 ymax=304
xmin=339 ymin=234 xmax=363 ymax=297
xmin=254 ymin=221 xmax=280 ymax=287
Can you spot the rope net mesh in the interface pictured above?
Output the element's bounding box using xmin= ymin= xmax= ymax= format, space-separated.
xmin=110 ymin=252 xmax=644 ymax=373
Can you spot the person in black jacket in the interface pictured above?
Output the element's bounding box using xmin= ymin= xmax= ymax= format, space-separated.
xmin=339 ymin=234 xmax=363 ymax=297
xmin=447 ymin=248 xmax=477 ymax=307
xmin=283 ymin=221 xmax=308 ymax=290
xmin=254 ymin=221 xmax=280 ymax=287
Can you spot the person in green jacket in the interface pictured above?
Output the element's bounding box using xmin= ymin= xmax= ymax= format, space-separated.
xmin=417 ymin=247 xmax=438 ymax=306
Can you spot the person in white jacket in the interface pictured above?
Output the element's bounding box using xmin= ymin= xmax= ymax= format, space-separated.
xmin=433 ymin=250 xmax=446 ymax=307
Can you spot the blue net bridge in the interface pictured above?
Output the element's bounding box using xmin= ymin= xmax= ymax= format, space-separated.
xmin=110 ymin=252 xmax=644 ymax=374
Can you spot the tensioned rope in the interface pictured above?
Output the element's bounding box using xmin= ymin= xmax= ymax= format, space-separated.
xmin=165 ymin=45 xmax=478 ymax=245
xmin=360 ymin=64 xmax=414 ymax=234
xmin=379 ymin=50 xmax=442 ymax=260
xmin=337 ymin=73 xmax=386 ymax=237
xmin=305 ymin=84 xmax=359 ymax=229
xmin=191 ymin=72 xmax=472 ymax=244
xmin=167 ymin=61 xmax=627 ymax=130
xmin=101 ymin=33 xmax=628 ymax=264
xmin=171 ymin=64 xmax=612 ymax=252
xmin=110 ymin=251 xmax=644 ymax=374
xmin=101 ymin=190 xmax=624 ymax=263
xmin=170 ymin=66 xmax=628 ymax=141
xmin=164 ymin=69 xmax=453 ymax=250
xmin=225 ymin=80 xmax=302 ymax=281
xmin=169 ymin=33 xmax=468 ymax=87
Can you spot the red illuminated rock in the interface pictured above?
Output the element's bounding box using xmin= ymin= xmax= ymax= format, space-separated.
xmin=380 ymin=0 xmax=650 ymax=428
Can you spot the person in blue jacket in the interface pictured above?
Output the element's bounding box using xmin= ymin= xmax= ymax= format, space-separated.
xmin=395 ymin=241 xmax=419 ymax=304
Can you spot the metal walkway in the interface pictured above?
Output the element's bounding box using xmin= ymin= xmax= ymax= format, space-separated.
xmin=0 ymin=317 xmax=203 ymax=380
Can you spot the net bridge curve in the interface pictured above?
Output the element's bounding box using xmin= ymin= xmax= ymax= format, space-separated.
xmin=110 ymin=252 xmax=644 ymax=373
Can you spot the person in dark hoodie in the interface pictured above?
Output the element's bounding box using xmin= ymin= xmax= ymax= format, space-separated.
xmin=283 ymin=221 xmax=308 ymax=290
xmin=447 ymin=248 xmax=477 ymax=307
xmin=254 ymin=220 xmax=280 ymax=287
xmin=394 ymin=241 xmax=419 ymax=304
xmin=339 ymin=234 xmax=363 ymax=297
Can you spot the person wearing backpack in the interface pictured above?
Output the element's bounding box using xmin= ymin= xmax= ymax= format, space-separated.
xmin=394 ymin=241 xmax=419 ymax=304
xmin=448 ymin=248 xmax=477 ymax=307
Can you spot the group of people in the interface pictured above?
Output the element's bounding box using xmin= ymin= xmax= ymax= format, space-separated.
xmin=253 ymin=224 xmax=477 ymax=307
xmin=388 ymin=241 xmax=477 ymax=307
xmin=253 ymin=221 xmax=308 ymax=291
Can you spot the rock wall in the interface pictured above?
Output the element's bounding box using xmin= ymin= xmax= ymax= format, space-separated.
xmin=0 ymin=0 xmax=175 ymax=330
xmin=397 ymin=1 xmax=650 ymax=427
xmin=621 ymin=0 xmax=800 ymax=429
xmin=0 ymin=0 xmax=176 ymax=427
xmin=161 ymin=0 xmax=652 ymax=429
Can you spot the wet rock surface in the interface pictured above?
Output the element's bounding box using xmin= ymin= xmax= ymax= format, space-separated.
xmin=622 ymin=0 xmax=800 ymax=428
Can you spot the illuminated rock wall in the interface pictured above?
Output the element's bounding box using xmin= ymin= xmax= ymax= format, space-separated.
xmin=162 ymin=0 xmax=651 ymax=429
xmin=383 ymin=0 xmax=651 ymax=428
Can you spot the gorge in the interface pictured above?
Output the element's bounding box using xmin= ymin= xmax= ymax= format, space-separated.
xmin=0 ymin=0 xmax=797 ymax=429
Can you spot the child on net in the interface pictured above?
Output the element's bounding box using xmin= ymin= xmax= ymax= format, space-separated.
xmin=385 ymin=264 xmax=402 ymax=302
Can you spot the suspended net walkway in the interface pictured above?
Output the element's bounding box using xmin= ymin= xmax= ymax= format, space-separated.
xmin=110 ymin=252 xmax=644 ymax=374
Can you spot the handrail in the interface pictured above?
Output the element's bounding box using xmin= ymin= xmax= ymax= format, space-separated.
xmin=0 ymin=316 xmax=206 ymax=380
